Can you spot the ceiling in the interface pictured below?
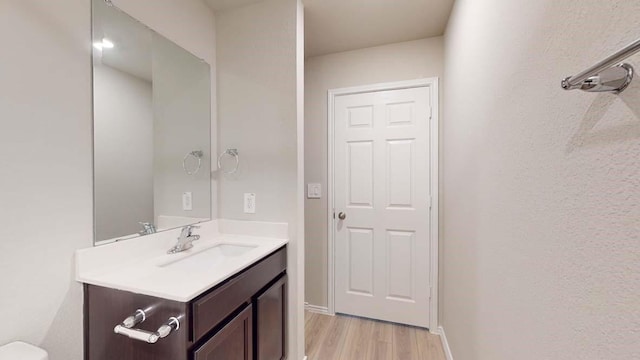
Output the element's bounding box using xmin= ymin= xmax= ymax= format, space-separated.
xmin=94 ymin=0 xmax=153 ymax=81
xmin=205 ymin=0 xmax=265 ymax=12
xmin=204 ymin=0 xmax=454 ymax=57
xmin=303 ymin=0 xmax=454 ymax=57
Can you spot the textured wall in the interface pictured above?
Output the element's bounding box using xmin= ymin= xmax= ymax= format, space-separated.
xmin=0 ymin=1 xmax=215 ymax=359
xmin=304 ymin=38 xmax=444 ymax=307
xmin=443 ymin=0 xmax=640 ymax=359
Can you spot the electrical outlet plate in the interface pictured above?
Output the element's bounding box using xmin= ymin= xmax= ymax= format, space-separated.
xmin=182 ymin=192 xmax=193 ymax=211
xmin=244 ymin=193 xmax=256 ymax=214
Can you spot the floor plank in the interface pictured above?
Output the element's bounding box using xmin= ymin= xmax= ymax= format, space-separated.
xmin=339 ymin=316 xmax=374 ymax=360
xmin=312 ymin=314 xmax=351 ymax=360
xmin=392 ymin=324 xmax=419 ymax=360
xmin=416 ymin=328 xmax=447 ymax=360
xmin=305 ymin=312 xmax=332 ymax=359
xmin=305 ymin=311 xmax=445 ymax=360
xmin=367 ymin=320 xmax=393 ymax=360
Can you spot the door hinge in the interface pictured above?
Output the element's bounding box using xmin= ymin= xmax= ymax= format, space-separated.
xmin=428 ymin=196 xmax=432 ymax=209
xmin=429 ymin=107 xmax=433 ymax=120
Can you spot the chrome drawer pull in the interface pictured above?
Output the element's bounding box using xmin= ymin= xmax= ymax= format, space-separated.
xmin=114 ymin=315 xmax=180 ymax=344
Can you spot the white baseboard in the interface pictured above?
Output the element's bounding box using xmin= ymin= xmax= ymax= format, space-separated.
xmin=437 ymin=326 xmax=453 ymax=360
xmin=304 ymin=303 xmax=330 ymax=315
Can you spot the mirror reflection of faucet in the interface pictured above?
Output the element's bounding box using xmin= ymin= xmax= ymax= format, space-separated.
xmin=139 ymin=222 xmax=157 ymax=235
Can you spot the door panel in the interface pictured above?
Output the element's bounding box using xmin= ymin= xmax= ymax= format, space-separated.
xmin=386 ymin=230 xmax=415 ymax=301
xmin=256 ymin=275 xmax=287 ymax=360
xmin=347 ymin=227 xmax=374 ymax=296
xmin=347 ymin=141 xmax=374 ymax=207
xmin=193 ymin=305 xmax=252 ymax=360
xmin=347 ymin=105 xmax=374 ymax=128
xmin=334 ymin=86 xmax=431 ymax=327
xmin=386 ymin=139 xmax=414 ymax=208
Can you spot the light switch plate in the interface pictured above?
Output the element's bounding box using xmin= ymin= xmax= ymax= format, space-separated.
xmin=182 ymin=192 xmax=193 ymax=211
xmin=307 ymin=183 xmax=321 ymax=199
xmin=244 ymin=193 xmax=256 ymax=214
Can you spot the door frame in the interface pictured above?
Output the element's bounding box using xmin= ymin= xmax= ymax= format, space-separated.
xmin=327 ymin=78 xmax=439 ymax=331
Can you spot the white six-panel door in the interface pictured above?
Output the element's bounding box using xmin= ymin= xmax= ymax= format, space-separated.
xmin=333 ymin=86 xmax=431 ymax=327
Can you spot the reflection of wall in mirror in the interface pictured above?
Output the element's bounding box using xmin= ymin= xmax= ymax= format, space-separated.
xmin=153 ymin=34 xmax=211 ymax=225
xmin=94 ymin=64 xmax=154 ymax=241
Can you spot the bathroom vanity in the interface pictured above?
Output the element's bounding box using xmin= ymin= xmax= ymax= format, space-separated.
xmin=77 ymin=222 xmax=289 ymax=360
xmin=84 ymin=247 xmax=286 ymax=360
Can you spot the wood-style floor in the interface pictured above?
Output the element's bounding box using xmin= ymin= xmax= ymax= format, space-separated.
xmin=305 ymin=311 xmax=446 ymax=360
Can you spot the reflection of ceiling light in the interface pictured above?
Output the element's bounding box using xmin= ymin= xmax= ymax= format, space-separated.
xmin=102 ymin=39 xmax=114 ymax=48
xmin=93 ymin=38 xmax=114 ymax=50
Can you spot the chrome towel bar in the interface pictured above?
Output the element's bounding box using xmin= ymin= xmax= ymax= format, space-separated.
xmin=562 ymin=38 xmax=640 ymax=93
xmin=114 ymin=309 xmax=180 ymax=344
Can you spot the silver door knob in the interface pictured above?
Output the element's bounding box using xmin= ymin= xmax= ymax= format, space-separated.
xmin=338 ymin=212 xmax=346 ymax=220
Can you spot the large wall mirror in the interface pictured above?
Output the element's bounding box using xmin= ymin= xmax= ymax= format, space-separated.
xmin=92 ymin=0 xmax=212 ymax=244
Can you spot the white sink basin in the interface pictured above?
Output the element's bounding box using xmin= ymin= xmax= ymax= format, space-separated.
xmin=159 ymin=244 xmax=258 ymax=272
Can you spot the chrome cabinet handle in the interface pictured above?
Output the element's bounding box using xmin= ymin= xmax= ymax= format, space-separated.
xmin=122 ymin=309 xmax=146 ymax=328
xmin=114 ymin=310 xmax=180 ymax=344
xmin=338 ymin=212 xmax=346 ymax=220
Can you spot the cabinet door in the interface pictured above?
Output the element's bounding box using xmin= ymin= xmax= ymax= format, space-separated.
xmin=256 ymin=275 xmax=287 ymax=360
xmin=193 ymin=305 xmax=253 ymax=360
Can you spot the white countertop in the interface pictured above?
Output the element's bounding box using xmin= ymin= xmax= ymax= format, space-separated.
xmin=76 ymin=220 xmax=288 ymax=302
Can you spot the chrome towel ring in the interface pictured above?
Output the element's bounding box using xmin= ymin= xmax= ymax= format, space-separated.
xmin=183 ymin=150 xmax=204 ymax=176
xmin=218 ymin=148 xmax=239 ymax=174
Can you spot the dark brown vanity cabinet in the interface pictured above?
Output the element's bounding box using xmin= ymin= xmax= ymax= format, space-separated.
xmin=256 ymin=276 xmax=287 ymax=360
xmin=84 ymin=246 xmax=287 ymax=360
xmin=193 ymin=305 xmax=253 ymax=360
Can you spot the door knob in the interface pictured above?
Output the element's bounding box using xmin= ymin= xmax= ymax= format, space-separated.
xmin=338 ymin=212 xmax=346 ymax=220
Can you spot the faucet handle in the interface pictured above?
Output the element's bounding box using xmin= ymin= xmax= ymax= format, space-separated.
xmin=180 ymin=225 xmax=200 ymax=237
xmin=186 ymin=225 xmax=200 ymax=233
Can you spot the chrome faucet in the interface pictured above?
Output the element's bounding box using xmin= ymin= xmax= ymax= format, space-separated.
xmin=167 ymin=225 xmax=201 ymax=254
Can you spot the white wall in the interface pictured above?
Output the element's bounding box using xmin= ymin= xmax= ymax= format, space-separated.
xmin=443 ymin=0 xmax=640 ymax=359
xmin=94 ymin=65 xmax=154 ymax=241
xmin=0 ymin=1 xmax=92 ymax=359
xmin=215 ymin=0 xmax=305 ymax=358
xmin=304 ymin=37 xmax=444 ymax=307
xmin=216 ymin=0 xmax=298 ymax=223
xmin=0 ymin=1 xmax=215 ymax=359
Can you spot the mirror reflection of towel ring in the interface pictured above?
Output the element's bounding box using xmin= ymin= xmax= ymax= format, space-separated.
xmin=217 ymin=148 xmax=239 ymax=174
xmin=183 ymin=150 xmax=204 ymax=176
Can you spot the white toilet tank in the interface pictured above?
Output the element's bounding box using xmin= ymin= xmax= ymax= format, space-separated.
xmin=0 ymin=342 xmax=48 ymax=360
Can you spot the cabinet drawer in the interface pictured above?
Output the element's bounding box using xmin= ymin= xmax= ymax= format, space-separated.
xmin=192 ymin=247 xmax=286 ymax=341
